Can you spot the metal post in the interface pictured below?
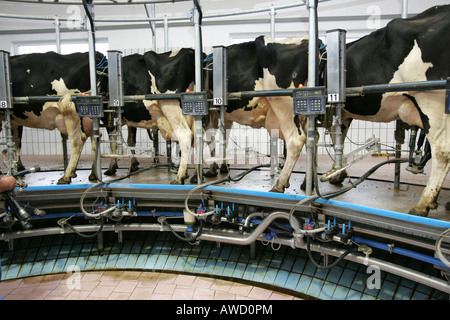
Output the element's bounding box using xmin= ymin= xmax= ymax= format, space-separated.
xmin=107 ymin=50 xmax=124 ymax=162
xmin=270 ymin=5 xmax=276 ymax=39
xmin=84 ymin=0 xmax=102 ymax=182
xmin=54 ymin=16 xmax=61 ymax=54
xmin=402 ymin=0 xmax=409 ymax=19
xmin=163 ymin=15 xmax=173 ymax=170
xmin=151 ymin=4 xmax=157 ymax=51
xmin=213 ymin=45 xmax=227 ymax=164
xmin=144 ymin=4 xmax=157 ymax=51
xmin=0 ymin=50 xmax=15 ymax=175
xmin=270 ymin=133 xmax=279 ymax=176
xmin=149 ymin=5 xmax=160 ymax=161
xmin=164 ymin=16 xmax=169 ymax=51
xmin=107 ymin=51 xmax=124 ymax=109
xmin=326 ymin=29 xmax=346 ymax=173
xmin=305 ymin=0 xmax=319 ymax=196
xmin=269 ymin=5 xmax=278 ymax=172
xmin=193 ymin=0 xmax=203 ymax=184
xmin=394 ymin=0 xmax=409 ymax=189
xmin=54 ymin=16 xmax=69 ymax=170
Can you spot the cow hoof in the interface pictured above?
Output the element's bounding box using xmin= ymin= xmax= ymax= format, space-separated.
xmin=88 ymin=173 xmax=97 ymax=181
xmin=190 ymin=175 xmax=198 ymax=184
xmin=269 ymin=185 xmax=285 ymax=193
xmin=104 ymin=169 xmax=117 ymax=176
xmin=321 ymin=169 xmax=348 ymax=184
xmin=429 ymin=202 xmax=438 ymax=210
xmin=219 ymin=164 xmax=230 ymax=174
xmin=330 ymin=171 xmax=348 ymax=185
xmin=204 ymin=170 xmax=218 ymax=178
xmin=170 ymin=179 xmax=184 ymax=185
xmin=130 ymin=164 xmax=139 ymax=173
xmin=57 ymin=177 xmax=71 ymax=185
xmin=300 ymin=180 xmax=314 ymax=192
xmin=446 ymin=202 xmax=450 ymax=211
xmin=408 ymin=206 xmax=429 ymax=217
xmin=130 ymin=159 xmax=140 ymax=172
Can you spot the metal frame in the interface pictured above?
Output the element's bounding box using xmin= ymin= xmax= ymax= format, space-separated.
xmin=0 ymin=1 xmax=332 ymax=55
xmin=0 ymin=51 xmax=16 ymax=176
xmin=2 ymin=0 xmax=192 ymax=4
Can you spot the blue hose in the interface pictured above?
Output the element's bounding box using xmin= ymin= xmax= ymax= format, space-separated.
xmin=353 ymin=236 xmax=450 ymax=270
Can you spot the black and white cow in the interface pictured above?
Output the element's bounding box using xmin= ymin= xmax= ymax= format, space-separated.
xmin=322 ymin=5 xmax=450 ymax=216
xmin=206 ymin=36 xmax=317 ymax=192
xmin=103 ymin=48 xmax=197 ymax=185
xmin=7 ymin=51 xmax=107 ymax=184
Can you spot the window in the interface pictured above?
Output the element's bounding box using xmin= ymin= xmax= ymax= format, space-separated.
xmin=15 ymin=40 xmax=109 ymax=56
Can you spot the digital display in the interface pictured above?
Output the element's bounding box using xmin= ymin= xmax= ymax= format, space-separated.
xmin=183 ymin=93 xmax=206 ymax=101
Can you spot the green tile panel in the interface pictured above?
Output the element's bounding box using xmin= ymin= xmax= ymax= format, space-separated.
xmin=0 ymin=232 xmax=448 ymax=300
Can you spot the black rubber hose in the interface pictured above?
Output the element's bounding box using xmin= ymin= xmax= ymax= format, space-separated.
xmin=321 ymin=158 xmax=409 ymax=200
xmin=305 ymin=235 xmax=358 ymax=270
xmin=163 ymin=218 xmax=204 ymax=243
xmin=63 ymin=216 xmax=105 ymax=239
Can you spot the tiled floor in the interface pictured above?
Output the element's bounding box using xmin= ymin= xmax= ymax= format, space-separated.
xmin=0 ymin=270 xmax=301 ymax=300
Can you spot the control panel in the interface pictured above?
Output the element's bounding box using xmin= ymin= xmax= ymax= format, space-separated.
xmin=293 ymin=86 xmax=326 ymax=115
xmin=181 ymin=91 xmax=208 ymax=116
xmin=76 ymin=95 xmax=104 ymax=118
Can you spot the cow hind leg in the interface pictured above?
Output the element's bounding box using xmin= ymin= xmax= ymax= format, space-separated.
xmin=406 ymin=92 xmax=449 ymax=216
xmin=266 ymin=99 xmax=306 ymax=193
xmin=128 ymin=127 xmax=140 ymax=173
xmin=170 ymin=129 xmax=192 ymax=185
xmin=88 ymin=137 xmax=99 ymax=181
xmin=58 ymin=134 xmax=85 ymax=185
xmin=58 ymin=140 xmax=84 ymax=184
xmin=156 ymin=100 xmax=193 ymax=185
xmin=408 ymin=143 xmax=449 ymax=217
xmin=56 ymin=95 xmax=86 ymax=185
xmin=269 ymin=131 xmax=305 ymax=193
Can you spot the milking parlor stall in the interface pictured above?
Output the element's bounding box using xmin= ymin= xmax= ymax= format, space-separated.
xmin=0 ymin=0 xmax=449 ymax=302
